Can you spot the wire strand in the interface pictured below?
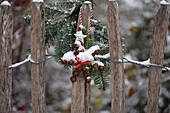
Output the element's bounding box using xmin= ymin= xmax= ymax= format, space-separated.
xmin=0 ymin=54 xmax=170 ymax=72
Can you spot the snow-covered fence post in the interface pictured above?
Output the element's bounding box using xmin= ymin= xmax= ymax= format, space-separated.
xmin=71 ymin=2 xmax=91 ymax=113
xmin=107 ymin=1 xmax=125 ymax=113
xmin=147 ymin=2 xmax=169 ymax=113
xmin=30 ymin=0 xmax=46 ymax=113
xmin=0 ymin=1 xmax=13 ymax=113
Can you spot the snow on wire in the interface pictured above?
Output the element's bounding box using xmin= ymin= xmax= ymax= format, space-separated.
xmin=0 ymin=55 xmax=54 ymax=71
xmin=0 ymin=54 xmax=170 ymax=72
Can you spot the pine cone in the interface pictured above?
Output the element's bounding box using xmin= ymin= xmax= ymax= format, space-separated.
xmin=75 ymin=50 xmax=81 ymax=55
xmin=92 ymin=53 xmax=95 ymax=57
xmin=99 ymin=66 xmax=105 ymax=71
xmin=68 ymin=60 xmax=74 ymax=65
xmin=85 ymin=77 xmax=91 ymax=83
xmin=83 ymin=71 xmax=90 ymax=77
xmin=73 ymin=69 xmax=80 ymax=77
xmin=61 ymin=59 xmax=67 ymax=64
xmin=74 ymin=43 xmax=79 ymax=49
xmin=93 ymin=63 xmax=98 ymax=70
xmin=94 ymin=49 xmax=100 ymax=55
xmin=70 ymin=76 xmax=77 ymax=83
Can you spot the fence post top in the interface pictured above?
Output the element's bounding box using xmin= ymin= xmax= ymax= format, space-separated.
xmin=1 ymin=1 xmax=11 ymax=6
xmin=32 ymin=0 xmax=44 ymax=3
xmin=84 ymin=1 xmax=91 ymax=4
xmin=160 ymin=0 xmax=169 ymax=5
xmin=109 ymin=0 xmax=116 ymax=2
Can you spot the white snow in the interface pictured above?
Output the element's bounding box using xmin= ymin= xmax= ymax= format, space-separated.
xmin=109 ymin=0 xmax=115 ymax=1
xmin=95 ymin=53 xmax=110 ymax=59
xmin=8 ymin=55 xmax=31 ymax=68
xmin=61 ymin=51 xmax=75 ymax=61
xmin=77 ymin=51 xmax=94 ymax=62
xmin=93 ymin=61 xmax=104 ymax=66
xmin=87 ymin=76 xmax=91 ymax=79
xmin=87 ymin=45 xmax=100 ymax=54
xmin=1 ymin=1 xmax=11 ymax=6
xmin=125 ymin=58 xmax=151 ymax=66
xmin=118 ymin=59 xmax=123 ymax=62
xmin=74 ymin=41 xmax=81 ymax=46
xmin=164 ymin=67 xmax=170 ymax=71
xmin=160 ymin=0 xmax=169 ymax=5
xmin=29 ymin=55 xmax=36 ymax=63
xmin=75 ymin=41 xmax=85 ymax=51
xmin=91 ymin=19 xmax=98 ymax=23
xmin=8 ymin=58 xmax=29 ymax=68
xmin=79 ymin=25 xmax=84 ymax=29
xmin=32 ymin=0 xmax=44 ymax=3
xmin=78 ymin=45 xmax=85 ymax=51
xmin=84 ymin=1 xmax=91 ymax=4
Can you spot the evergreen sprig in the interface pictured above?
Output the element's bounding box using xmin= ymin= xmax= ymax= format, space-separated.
xmin=24 ymin=0 xmax=113 ymax=90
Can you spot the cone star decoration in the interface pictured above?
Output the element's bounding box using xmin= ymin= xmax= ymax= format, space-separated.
xmin=61 ymin=25 xmax=105 ymax=83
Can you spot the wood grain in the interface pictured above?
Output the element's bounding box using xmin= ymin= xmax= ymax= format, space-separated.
xmin=147 ymin=4 xmax=169 ymax=113
xmin=31 ymin=2 xmax=46 ymax=113
xmin=107 ymin=1 xmax=125 ymax=113
xmin=0 ymin=5 xmax=13 ymax=113
xmin=71 ymin=2 xmax=91 ymax=113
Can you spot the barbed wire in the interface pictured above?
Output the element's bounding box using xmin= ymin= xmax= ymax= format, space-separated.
xmin=0 ymin=54 xmax=170 ymax=72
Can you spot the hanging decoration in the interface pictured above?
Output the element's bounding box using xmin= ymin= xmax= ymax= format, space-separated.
xmin=60 ymin=5 xmax=105 ymax=83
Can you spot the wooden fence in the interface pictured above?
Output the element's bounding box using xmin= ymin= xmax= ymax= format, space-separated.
xmin=0 ymin=0 xmax=169 ymax=113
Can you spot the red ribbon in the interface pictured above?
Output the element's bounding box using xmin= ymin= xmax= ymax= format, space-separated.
xmin=75 ymin=57 xmax=90 ymax=69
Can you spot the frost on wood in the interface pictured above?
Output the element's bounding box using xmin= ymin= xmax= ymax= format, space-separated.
xmin=160 ymin=0 xmax=169 ymax=5
xmin=1 ymin=1 xmax=11 ymax=6
xmin=32 ymin=0 xmax=44 ymax=3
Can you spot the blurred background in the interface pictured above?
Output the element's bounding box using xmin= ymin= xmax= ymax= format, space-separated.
xmin=0 ymin=0 xmax=170 ymax=113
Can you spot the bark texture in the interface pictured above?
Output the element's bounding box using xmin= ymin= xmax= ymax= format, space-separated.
xmin=147 ymin=4 xmax=169 ymax=113
xmin=31 ymin=2 xmax=46 ymax=113
xmin=0 ymin=5 xmax=13 ymax=113
xmin=107 ymin=1 xmax=125 ymax=113
xmin=71 ymin=2 xmax=91 ymax=113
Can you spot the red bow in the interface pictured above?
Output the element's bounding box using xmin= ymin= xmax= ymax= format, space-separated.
xmin=75 ymin=57 xmax=90 ymax=69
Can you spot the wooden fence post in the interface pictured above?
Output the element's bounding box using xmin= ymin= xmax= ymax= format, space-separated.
xmin=107 ymin=1 xmax=125 ymax=113
xmin=31 ymin=1 xmax=46 ymax=113
xmin=0 ymin=1 xmax=13 ymax=113
xmin=147 ymin=3 xmax=169 ymax=113
xmin=71 ymin=2 xmax=91 ymax=113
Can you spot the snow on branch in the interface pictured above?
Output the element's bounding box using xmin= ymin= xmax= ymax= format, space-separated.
xmin=1 ymin=1 xmax=11 ymax=6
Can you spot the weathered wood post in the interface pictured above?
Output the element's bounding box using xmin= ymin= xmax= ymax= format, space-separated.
xmin=107 ymin=0 xmax=125 ymax=113
xmin=0 ymin=1 xmax=13 ymax=113
xmin=31 ymin=0 xmax=46 ymax=113
xmin=147 ymin=2 xmax=169 ymax=113
xmin=71 ymin=2 xmax=91 ymax=113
